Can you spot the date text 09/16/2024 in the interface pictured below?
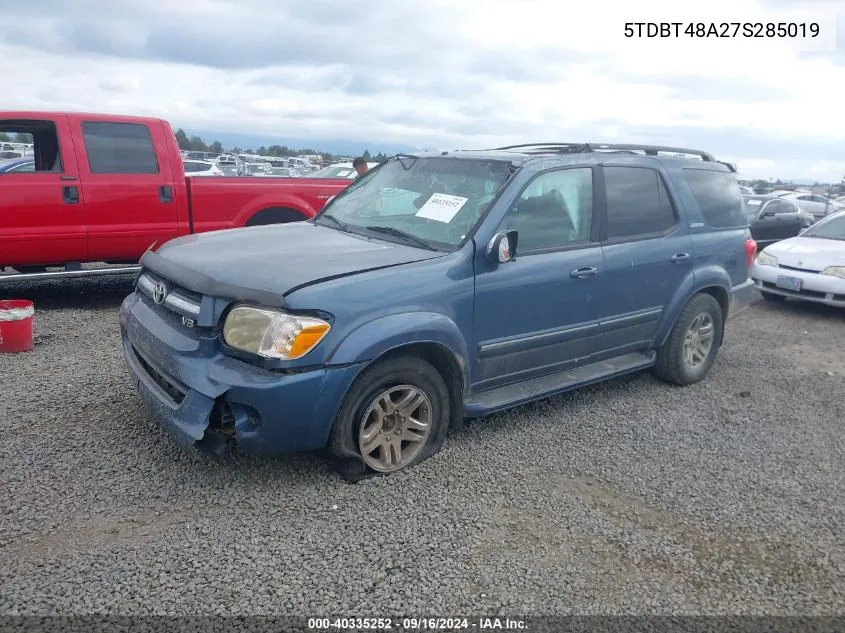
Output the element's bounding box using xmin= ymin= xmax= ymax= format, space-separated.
xmin=624 ymin=22 xmax=820 ymax=38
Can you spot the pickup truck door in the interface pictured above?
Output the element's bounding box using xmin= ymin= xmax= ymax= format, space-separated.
xmin=69 ymin=117 xmax=180 ymax=262
xmin=0 ymin=114 xmax=87 ymax=267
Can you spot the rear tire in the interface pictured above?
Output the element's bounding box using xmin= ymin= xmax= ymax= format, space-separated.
xmin=329 ymin=356 xmax=450 ymax=481
xmin=653 ymin=293 xmax=724 ymax=386
xmin=760 ymin=291 xmax=787 ymax=303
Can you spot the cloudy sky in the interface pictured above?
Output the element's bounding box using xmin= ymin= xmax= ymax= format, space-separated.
xmin=2 ymin=0 xmax=843 ymax=181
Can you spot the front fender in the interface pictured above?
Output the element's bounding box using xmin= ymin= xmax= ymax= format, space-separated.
xmin=655 ymin=266 xmax=731 ymax=346
xmin=325 ymin=312 xmax=470 ymax=389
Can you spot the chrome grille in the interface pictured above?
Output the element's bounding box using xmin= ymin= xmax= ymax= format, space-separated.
xmin=136 ymin=271 xmax=202 ymax=318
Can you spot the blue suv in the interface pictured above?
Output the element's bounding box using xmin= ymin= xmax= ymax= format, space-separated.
xmin=119 ymin=143 xmax=757 ymax=480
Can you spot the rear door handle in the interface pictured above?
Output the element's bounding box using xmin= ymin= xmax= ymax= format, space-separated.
xmin=159 ymin=185 xmax=173 ymax=203
xmin=570 ymin=266 xmax=599 ymax=279
xmin=670 ymin=253 xmax=690 ymax=263
xmin=62 ymin=186 xmax=79 ymax=205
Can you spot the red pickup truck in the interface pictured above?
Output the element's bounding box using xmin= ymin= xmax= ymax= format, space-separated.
xmin=0 ymin=111 xmax=351 ymax=279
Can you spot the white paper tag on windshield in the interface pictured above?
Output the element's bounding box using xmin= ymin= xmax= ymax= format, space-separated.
xmin=415 ymin=193 xmax=468 ymax=223
xmin=746 ymin=200 xmax=762 ymax=206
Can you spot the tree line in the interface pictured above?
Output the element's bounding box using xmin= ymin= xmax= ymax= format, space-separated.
xmin=173 ymin=128 xmax=390 ymax=163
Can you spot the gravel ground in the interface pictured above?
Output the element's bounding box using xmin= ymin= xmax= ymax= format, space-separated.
xmin=1 ymin=276 xmax=843 ymax=619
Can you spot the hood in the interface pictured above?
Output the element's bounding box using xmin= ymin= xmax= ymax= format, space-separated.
xmin=766 ymin=236 xmax=845 ymax=271
xmin=141 ymin=222 xmax=446 ymax=305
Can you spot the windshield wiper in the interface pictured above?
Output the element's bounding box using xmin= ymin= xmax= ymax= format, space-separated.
xmin=316 ymin=213 xmax=349 ymax=231
xmin=364 ymin=225 xmax=438 ymax=250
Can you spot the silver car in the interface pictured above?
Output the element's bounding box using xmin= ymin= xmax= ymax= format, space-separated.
xmin=778 ymin=192 xmax=845 ymax=220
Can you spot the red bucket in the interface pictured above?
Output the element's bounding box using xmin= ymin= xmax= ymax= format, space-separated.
xmin=0 ymin=299 xmax=35 ymax=353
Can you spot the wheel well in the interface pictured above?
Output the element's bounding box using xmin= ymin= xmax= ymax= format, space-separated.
xmin=245 ymin=207 xmax=307 ymax=226
xmin=698 ymin=286 xmax=729 ymax=323
xmin=374 ymin=342 xmax=465 ymax=430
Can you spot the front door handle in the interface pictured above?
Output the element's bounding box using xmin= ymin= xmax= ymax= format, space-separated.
xmin=62 ymin=186 xmax=79 ymax=204
xmin=159 ymin=185 xmax=173 ymax=203
xmin=570 ymin=266 xmax=599 ymax=279
xmin=670 ymin=252 xmax=690 ymax=263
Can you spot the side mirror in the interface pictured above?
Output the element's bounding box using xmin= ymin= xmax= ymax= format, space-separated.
xmin=760 ymin=210 xmax=775 ymax=218
xmin=486 ymin=231 xmax=518 ymax=264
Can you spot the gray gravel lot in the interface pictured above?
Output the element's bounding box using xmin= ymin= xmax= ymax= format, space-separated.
xmin=1 ymin=276 xmax=843 ymax=618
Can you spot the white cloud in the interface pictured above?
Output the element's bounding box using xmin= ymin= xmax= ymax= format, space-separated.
xmin=1 ymin=0 xmax=843 ymax=181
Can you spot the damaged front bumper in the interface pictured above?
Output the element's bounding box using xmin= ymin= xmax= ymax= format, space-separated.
xmin=119 ymin=291 xmax=363 ymax=457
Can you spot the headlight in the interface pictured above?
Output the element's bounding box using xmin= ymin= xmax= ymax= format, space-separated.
xmin=222 ymin=306 xmax=330 ymax=360
xmin=821 ymin=266 xmax=845 ymax=280
xmin=756 ymin=250 xmax=778 ymax=267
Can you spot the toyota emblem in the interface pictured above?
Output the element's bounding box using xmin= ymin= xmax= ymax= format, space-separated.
xmin=152 ymin=282 xmax=167 ymax=304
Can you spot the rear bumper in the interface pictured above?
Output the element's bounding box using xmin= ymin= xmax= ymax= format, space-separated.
xmin=727 ymin=278 xmax=755 ymax=319
xmin=119 ymin=292 xmax=365 ymax=455
xmin=751 ymin=263 xmax=845 ymax=308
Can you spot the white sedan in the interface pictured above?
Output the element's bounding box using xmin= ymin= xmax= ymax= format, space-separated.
xmin=751 ymin=210 xmax=845 ymax=308
xmin=183 ymin=159 xmax=224 ymax=177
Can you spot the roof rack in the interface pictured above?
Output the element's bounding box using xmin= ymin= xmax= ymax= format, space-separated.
xmin=491 ymin=142 xmax=718 ymax=163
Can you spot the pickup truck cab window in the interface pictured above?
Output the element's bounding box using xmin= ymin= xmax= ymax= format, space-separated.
xmin=81 ymin=121 xmax=160 ymax=174
xmin=501 ymin=167 xmax=594 ymax=252
xmin=0 ymin=119 xmax=62 ymax=172
xmin=315 ymin=156 xmax=512 ymax=250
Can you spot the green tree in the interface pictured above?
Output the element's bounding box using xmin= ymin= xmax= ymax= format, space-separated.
xmin=174 ymin=128 xmax=190 ymax=150
xmin=188 ymin=135 xmax=208 ymax=152
xmin=362 ymin=149 xmax=372 ymax=160
xmin=0 ymin=132 xmax=10 ymax=142
xmin=209 ymin=140 xmax=224 ymax=153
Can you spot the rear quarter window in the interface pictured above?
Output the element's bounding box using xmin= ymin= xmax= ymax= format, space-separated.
xmin=682 ymin=168 xmax=746 ymax=228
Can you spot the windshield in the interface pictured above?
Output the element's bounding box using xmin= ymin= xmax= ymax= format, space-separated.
xmin=802 ymin=213 xmax=845 ymax=240
xmin=314 ymin=156 xmax=512 ymax=250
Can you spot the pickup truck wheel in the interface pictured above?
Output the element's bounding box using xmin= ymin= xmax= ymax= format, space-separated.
xmin=329 ymin=356 xmax=450 ymax=481
xmin=653 ymin=293 xmax=724 ymax=387
xmin=246 ymin=208 xmax=305 ymax=226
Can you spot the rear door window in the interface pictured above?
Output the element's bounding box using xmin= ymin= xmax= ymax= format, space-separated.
xmin=603 ymin=166 xmax=676 ymax=240
xmin=81 ymin=122 xmax=160 ymax=174
xmin=682 ymin=168 xmax=746 ymax=228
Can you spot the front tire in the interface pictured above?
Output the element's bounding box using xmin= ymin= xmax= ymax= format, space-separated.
xmin=329 ymin=356 xmax=450 ymax=481
xmin=653 ymin=293 xmax=724 ymax=386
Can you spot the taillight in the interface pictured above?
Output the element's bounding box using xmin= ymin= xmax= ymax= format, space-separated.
xmin=744 ymin=238 xmax=757 ymax=267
